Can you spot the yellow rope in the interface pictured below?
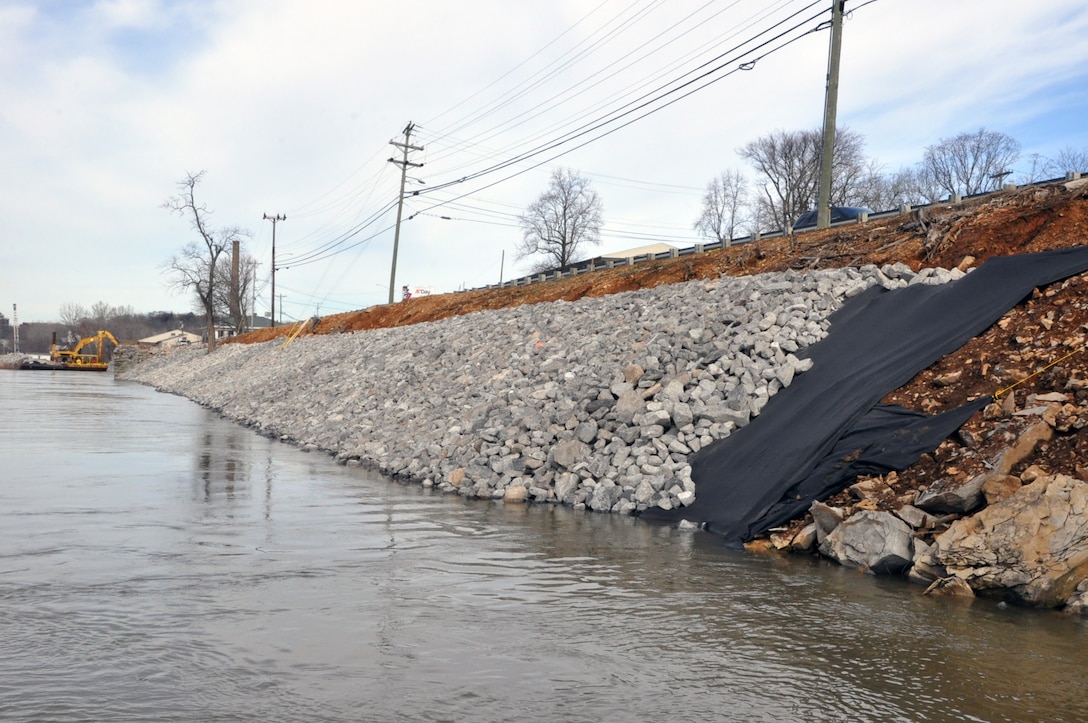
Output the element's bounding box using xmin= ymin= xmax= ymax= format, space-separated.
xmin=993 ymin=343 xmax=1086 ymax=399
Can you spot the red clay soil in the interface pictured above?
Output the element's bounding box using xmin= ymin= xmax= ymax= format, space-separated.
xmin=227 ymin=179 xmax=1088 ymax=538
xmin=232 ymin=181 xmax=1088 ymax=344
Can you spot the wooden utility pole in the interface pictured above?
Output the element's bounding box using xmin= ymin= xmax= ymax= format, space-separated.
xmin=263 ymin=213 xmax=286 ymax=327
xmin=250 ymin=259 xmax=257 ymax=331
xmin=816 ymin=0 xmax=844 ymax=230
xmin=230 ymin=239 xmax=240 ymax=329
xmin=388 ymin=122 xmax=424 ymax=305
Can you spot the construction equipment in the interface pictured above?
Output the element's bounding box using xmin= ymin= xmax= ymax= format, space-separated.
xmin=49 ymin=330 xmax=121 ymax=371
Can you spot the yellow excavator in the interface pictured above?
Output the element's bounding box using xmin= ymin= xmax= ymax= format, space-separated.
xmin=50 ymin=330 xmax=121 ymax=371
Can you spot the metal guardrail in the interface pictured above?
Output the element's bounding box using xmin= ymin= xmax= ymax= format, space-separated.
xmin=475 ymin=171 xmax=1084 ymax=291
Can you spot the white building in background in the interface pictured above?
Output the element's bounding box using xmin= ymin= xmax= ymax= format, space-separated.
xmin=138 ymin=330 xmax=202 ymax=349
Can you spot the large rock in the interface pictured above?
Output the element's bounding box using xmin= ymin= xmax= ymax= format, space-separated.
xmin=819 ymin=510 xmax=914 ymax=574
xmin=614 ymin=390 xmax=645 ymax=426
xmin=809 ymin=501 xmax=844 ymax=543
xmin=554 ymin=472 xmax=580 ymax=504
xmin=915 ymin=474 xmax=987 ymax=515
xmin=549 ymin=439 xmax=590 ymax=470
xmin=933 ymin=474 xmax=1088 ymax=608
xmin=1064 ymin=578 xmax=1088 ymax=616
xmin=895 ymin=504 xmax=940 ymax=531
xmin=916 ymin=419 xmax=1053 ymax=514
xmin=588 ymin=479 xmax=621 ymax=512
xmin=923 ymin=576 xmax=975 ymax=598
xmin=908 ymin=538 xmax=947 ymax=585
xmin=503 ymin=485 xmax=529 ymax=503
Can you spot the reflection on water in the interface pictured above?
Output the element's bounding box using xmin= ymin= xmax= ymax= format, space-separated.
xmin=1 ymin=372 xmax=1086 ymax=722
xmin=196 ymin=426 xmax=251 ymax=504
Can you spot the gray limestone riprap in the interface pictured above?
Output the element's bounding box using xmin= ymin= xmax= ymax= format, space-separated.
xmin=119 ymin=263 xmax=959 ymax=514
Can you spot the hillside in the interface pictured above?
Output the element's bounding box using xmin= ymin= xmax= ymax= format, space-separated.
xmin=228 ymin=179 xmax=1088 ymax=550
xmin=233 ymin=179 xmax=1088 ymax=342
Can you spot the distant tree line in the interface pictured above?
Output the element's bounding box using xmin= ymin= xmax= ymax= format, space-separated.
xmin=694 ymin=127 xmax=1088 ymax=243
xmin=2 ymin=305 xmax=203 ymax=355
xmin=513 ymin=127 xmax=1087 ymax=274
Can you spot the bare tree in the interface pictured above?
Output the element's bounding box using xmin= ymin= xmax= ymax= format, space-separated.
xmin=1044 ymin=145 xmax=1088 ymax=177
xmin=860 ymin=165 xmax=941 ymax=210
xmin=921 ymin=128 xmax=1020 ymax=197
xmin=517 ymin=169 xmax=603 ymax=273
xmin=739 ymin=129 xmax=816 ymax=232
xmin=104 ymin=305 xmax=140 ymax=342
xmin=853 ymin=158 xmax=894 ymax=213
xmin=744 ymin=203 xmax=772 ymax=260
xmin=827 ymin=129 xmax=869 ymax=206
xmin=694 ymin=170 xmax=748 ymax=245
xmin=739 ymin=127 xmax=869 ymax=231
xmin=1017 ymin=153 xmax=1050 ymax=185
xmin=89 ymin=301 xmax=114 ymax=330
xmin=57 ymin=301 xmax=139 ymax=339
xmin=57 ymin=302 xmax=88 ymax=329
xmin=212 ymin=249 xmax=262 ymax=333
xmin=162 ymin=171 xmax=247 ymax=351
xmin=901 ymin=165 xmax=946 ymax=206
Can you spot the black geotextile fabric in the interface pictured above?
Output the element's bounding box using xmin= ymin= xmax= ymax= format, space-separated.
xmin=641 ymin=246 xmax=1088 ymax=545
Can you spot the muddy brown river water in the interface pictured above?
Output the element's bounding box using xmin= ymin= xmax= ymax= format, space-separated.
xmin=2 ymin=372 xmax=1086 ymax=721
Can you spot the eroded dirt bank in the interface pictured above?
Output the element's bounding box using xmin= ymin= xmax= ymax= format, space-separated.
xmin=235 ymin=181 xmax=1088 ymax=341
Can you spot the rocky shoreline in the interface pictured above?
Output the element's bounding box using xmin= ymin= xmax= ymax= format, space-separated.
xmin=118 ymin=264 xmax=929 ymax=509
xmin=112 ymin=260 xmax=1088 ymax=613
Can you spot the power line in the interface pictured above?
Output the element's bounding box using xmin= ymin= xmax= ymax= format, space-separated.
xmin=271 ymin=0 xmax=881 ymax=309
xmin=417 ymin=0 xmax=786 ymax=170
xmin=276 ymin=158 xmax=397 ymax=254
xmin=276 ymin=198 xmax=399 ymax=268
xmin=414 ymin=2 xmax=826 ymax=199
xmin=276 ymin=2 xmax=829 ymax=289
xmin=424 ymin=0 xmax=662 ymax=141
xmin=405 ymin=4 xmax=829 ymax=224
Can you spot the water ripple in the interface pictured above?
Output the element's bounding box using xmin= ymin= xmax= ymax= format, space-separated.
xmin=3 ymin=374 xmax=1088 ymax=721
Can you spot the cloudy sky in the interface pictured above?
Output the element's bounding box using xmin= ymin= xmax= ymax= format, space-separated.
xmin=3 ymin=0 xmax=1087 ymax=323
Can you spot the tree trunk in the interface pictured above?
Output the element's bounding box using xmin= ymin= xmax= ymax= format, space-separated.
xmin=206 ymin=309 xmax=217 ymax=352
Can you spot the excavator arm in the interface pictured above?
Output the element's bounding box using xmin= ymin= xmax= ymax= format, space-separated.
xmin=72 ymin=330 xmax=119 ymax=356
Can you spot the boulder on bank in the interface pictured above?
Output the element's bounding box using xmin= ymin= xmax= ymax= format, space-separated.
xmin=818 ymin=510 xmax=915 ymax=574
xmin=1065 ymin=579 xmax=1088 ymax=615
xmin=934 ymin=474 xmax=1088 ymax=608
xmin=809 ymin=501 xmax=844 ymax=543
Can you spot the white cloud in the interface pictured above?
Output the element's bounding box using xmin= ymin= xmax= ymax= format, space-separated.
xmin=91 ymin=0 xmax=164 ymax=30
xmin=2 ymin=0 xmax=1087 ymax=322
